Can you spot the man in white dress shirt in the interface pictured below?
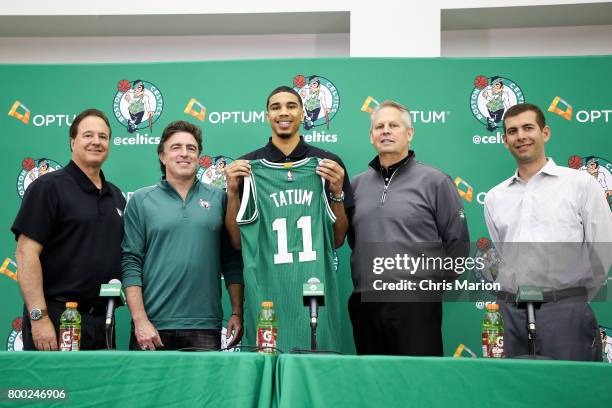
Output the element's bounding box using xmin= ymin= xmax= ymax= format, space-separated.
xmin=484 ymin=103 xmax=612 ymax=361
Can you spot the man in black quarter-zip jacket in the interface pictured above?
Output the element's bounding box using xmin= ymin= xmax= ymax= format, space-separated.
xmin=348 ymin=100 xmax=470 ymax=356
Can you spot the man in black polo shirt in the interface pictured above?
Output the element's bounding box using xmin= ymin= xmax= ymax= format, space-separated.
xmin=224 ymin=86 xmax=353 ymax=351
xmin=12 ymin=108 xmax=125 ymax=351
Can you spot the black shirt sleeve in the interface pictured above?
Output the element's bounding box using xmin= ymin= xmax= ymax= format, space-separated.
xmin=316 ymin=151 xmax=355 ymax=213
xmin=332 ymin=154 xmax=355 ymax=212
xmin=220 ymin=193 xmax=244 ymax=286
xmin=11 ymin=178 xmax=59 ymax=245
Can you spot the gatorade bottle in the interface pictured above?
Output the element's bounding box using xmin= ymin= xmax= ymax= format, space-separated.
xmin=482 ymin=303 xmax=504 ymax=358
xmin=257 ymin=301 xmax=277 ymax=354
xmin=59 ymin=302 xmax=81 ymax=351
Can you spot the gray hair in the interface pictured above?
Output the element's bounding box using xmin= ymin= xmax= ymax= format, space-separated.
xmin=370 ymin=100 xmax=413 ymax=131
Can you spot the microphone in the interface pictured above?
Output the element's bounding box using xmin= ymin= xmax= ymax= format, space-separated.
xmin=100 ymin=279 xmax=122 ymax=327
xmin=303 ymin=277 xmax=325 ymax=351
xmin=303 ymin=277 xmax=325 ymax=325
xmin=516 ymin=286 xmax=544 ymax=357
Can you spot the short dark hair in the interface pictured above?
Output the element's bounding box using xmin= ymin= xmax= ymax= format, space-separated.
xmin=266 ymin=86 xmax=303 ymax=110
xmin=69 ymin=108 xmax=112 ymax=150
xmin=157 ymin=120 xmax=202 ymax=176
xmin=503 ymin=103 xmax=546 ymax=132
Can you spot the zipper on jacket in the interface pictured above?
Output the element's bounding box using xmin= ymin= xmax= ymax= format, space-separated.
xmin=377 ymin=160 xmax=409 ymax=206
xmin=379 ymin=170 xmax=398 ymax=205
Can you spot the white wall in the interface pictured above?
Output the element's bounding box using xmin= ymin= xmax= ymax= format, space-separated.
xmin=0 ymin=1 xmax=610 ymax=61
xmin=440 ymin=1 xmax=612 ymax=56
xmin=442 ymin=25 xmax=612 ymax=57
xmin=1 ymin=0 xmax=439 ymax=59
xmin=0 ymin=34 xmax=350 ymax=63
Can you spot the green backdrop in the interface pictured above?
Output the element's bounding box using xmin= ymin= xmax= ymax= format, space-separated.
xmin=1 ymin=56 xmax=610 ymax=357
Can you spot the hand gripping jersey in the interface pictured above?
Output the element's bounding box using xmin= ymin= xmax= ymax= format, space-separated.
xmin=237 ymin=158 xmax=341 ymax=352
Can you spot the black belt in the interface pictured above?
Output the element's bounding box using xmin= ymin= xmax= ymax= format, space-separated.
xmin=47 ymin=297 xmax=107 ymax=316
xmin=497 ymin=286 xmax=587 ymax=303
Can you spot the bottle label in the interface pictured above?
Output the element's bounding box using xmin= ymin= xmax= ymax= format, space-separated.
xmin=481 ymin=332 xmax=488 ymax=357
xmin=491 ymin=333 xmax=504 ymax=358
xmin=257 ymin=327 xmax=277 ymax=353
xmin=482 ymin=330 xmax=504 ymax=358
xmin=59 ymin=327 xmax=81 ymax=351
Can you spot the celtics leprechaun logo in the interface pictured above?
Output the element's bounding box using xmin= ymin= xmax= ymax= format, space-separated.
xmin=470 ymin=75 xmax=525 ymax=131
xmin=16 ymin=157 xmax=62 ymax=199
xmin=197 ymin=155 xmax=234 ymax=191
xmin=221 ymin=319 xmax=241 ymax=352
xmin=6 ymin=317 xmax=23 ymax=351
xmin=473 ymin=237 xmax=502 ymax=284
xmin=113 ymin=79 xmax=163 ymax=134
xmin=292 ymin=75 xmax=340 ymax=131
xmin=568 ymin=155 xmax=612 ymax=209
xmin=601 ymin=326 xmax=612 ymax=363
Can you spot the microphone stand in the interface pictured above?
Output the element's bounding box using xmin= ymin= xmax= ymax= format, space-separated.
xmin=310 ymin=298 xmax=318 ymax=351
xmin=100 ymin=279 xmax=122 ymax=350
xmin=303 ymin=278 xmax=324 ymax=352
xmin=105 ymin=316 xmax=115 ymax=350
xmin=514 ymin=286 xmax=549 ymax=359
xmin=526 ymin=302 xmax=537 ymax=357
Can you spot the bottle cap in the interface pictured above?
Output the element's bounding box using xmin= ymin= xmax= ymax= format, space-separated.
xmin=66 ymin=301 xmax=78 ymax=308
xmin=485 ymin=303 xmax=499 ymax=311
xmin=261 ymin=301 xmax=274 ymax=308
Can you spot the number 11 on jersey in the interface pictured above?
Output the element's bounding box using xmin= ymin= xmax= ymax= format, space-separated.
xmin=272 ymin=216 xmax=317 ymax=264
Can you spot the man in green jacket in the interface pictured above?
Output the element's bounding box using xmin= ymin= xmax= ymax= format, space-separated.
xmin=122 ymin=120 xmax=244 ymax=351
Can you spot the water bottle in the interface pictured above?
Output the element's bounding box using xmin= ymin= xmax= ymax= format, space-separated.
xmin=482 ymin=303 xmax=504 ymax=358
xmin=257 ymin=301 xmax=277 ymax=354
xmin=59 ymin=302 xmax=81 ymax=351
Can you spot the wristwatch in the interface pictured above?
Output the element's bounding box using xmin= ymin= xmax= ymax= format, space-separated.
xmin=329 ymin=190 xmax=345 ymax=203
xmin=29 ymin=308 xmax=48 ymax=321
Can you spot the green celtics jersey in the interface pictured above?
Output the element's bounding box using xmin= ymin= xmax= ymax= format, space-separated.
xmin=237 ymin=157 xmax=340 ymax=352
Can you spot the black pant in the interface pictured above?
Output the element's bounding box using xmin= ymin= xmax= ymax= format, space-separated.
xmin=21 ymin=301 xmax=111 ymax=351
xmin=500 ymin=298 xmax=601 ymax=361
xmin=129 ymin=329 xmax=221 ymax=351
xmin=348 ymin=293 xmax=443 ymax=356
